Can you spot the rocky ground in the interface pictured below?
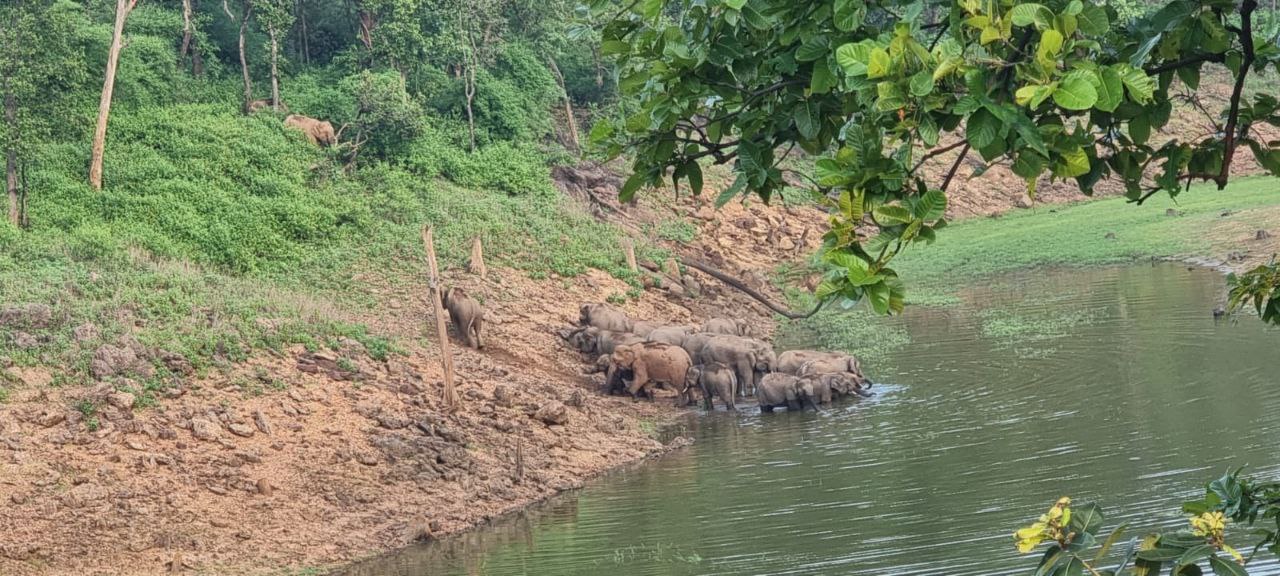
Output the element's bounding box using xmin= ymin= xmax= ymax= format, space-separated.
xmin=0 ymin=178 xmax=833 ymax=575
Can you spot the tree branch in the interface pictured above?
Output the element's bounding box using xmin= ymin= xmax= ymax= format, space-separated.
xmin=940 ymin=143 xmax=971 ymax=192
xmin=911 ymin=140 xmax=967 ymax=173
xmin=1216 ymin=0 xmax=1257 ymax=189
xmin=1143 ymin=52 xmax=1226 ymax=75
xmin=674 ymin=257 xmax=826 ymax=319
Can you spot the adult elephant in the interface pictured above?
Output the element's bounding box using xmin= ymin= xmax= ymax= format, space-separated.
xmin=696 ymin=335 xmax=774 ymax=397
xmin=579 ymin=302 xmax=633 ymax=332
xmin=778 ymin=350 xmax=869 ymax=385
xmin=756 ymin=373 xmax=820 ymax=412
xmin=702 ymin=317 xmax=750 ymax=337
xmin=610 ymin=342 xmax=694 ymax=405
xmin=562 ymin=326 xmax=642 ymax=356
xmin=646 ymin=325 xmax=693 ymax=347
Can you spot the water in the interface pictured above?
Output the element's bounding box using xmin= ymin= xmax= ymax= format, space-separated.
xmin=341 ymin=264 xmax=1280 ymax=576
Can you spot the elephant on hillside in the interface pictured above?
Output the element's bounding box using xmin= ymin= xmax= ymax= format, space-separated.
xmin=284 ymin=114 xmax=336 ymax=146
xmin=702 ymin=317 xmax=750 ymax=337
xmin=561 ymin=326 xmax=643 ymax=357
xmin=647 ymin=325 xmax=695 ymax=348
xmin=686 ymin=362 xmax=737 ymax=411
xmin=756 ymin=373 xmax=820 ymax=412
xmin=442 ymin=287 xmax=484 ymax=349
xmin=610 ymin=342 xmax=694 ymax=405
xmin=579 ymin=302 xmax=633 ymax=332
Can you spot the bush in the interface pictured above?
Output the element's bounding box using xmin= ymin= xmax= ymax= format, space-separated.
xmin=404 ymin=127 xmax=554 ymax=196
xmin=341 ymin=70 xmax=425 ymax=161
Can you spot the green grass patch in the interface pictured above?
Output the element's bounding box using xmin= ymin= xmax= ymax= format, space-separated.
xmin=891 ymin=177 xmax=1280 ymax=302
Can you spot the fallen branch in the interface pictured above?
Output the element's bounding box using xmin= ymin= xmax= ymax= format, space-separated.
xmin=657 ymin=257 xmax=825 ymax=319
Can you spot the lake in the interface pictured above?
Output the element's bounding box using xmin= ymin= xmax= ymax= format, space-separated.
xmin=339 ymin=264 xmax=1280 ymax=576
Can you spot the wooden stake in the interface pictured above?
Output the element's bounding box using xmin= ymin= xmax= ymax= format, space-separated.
xmin=422 ymin=225 xmax=460 ymax=410
xmin=467 ymin=236 xmax=487 ymax=279
xmin=622 ymin=238 xmax=638 ymax=273
xmin=664 ymin=257 xmax=681 ymax=280
xmin=514 ymin=438 xmax=525 ymax=484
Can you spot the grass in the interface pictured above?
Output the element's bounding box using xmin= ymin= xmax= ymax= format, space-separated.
xmin=890 ymin=177 xmax=1280 ymax=302
xmin=0 ymin=102 xmax=641 ymax=390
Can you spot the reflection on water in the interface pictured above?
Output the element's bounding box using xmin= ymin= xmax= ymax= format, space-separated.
xmin=339 ymin=264 xmax=1280 ymax=576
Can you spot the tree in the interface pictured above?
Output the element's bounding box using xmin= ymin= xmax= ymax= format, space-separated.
xmin=255 ymin=0 xmax=295 ymax=110
xmin=88 ymin=0 xmax=141 ymax=191
xmin=227 ymin=0 xmax=254 ymax=114
xmin=598 ymin=0 xmax=1280 ymax=318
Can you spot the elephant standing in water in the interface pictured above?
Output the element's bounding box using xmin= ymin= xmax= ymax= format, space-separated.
xmin=696 ymin=335 xmax=775 ymax=397
xmin=756 ymin=373 xmax=820 ymax=412
xmin=686 ymin=362 xmax=737 ymax=411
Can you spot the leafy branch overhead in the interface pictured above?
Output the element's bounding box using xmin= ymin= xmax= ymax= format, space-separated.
xmin=593 ymin=0 xmax=1280 ymax=315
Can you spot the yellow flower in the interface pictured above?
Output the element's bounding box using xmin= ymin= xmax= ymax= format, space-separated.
xmin=1014 ymin=497 xmax=1072 ymax=554
xmin=1189 ymin=511 xmax=1227 ymax=540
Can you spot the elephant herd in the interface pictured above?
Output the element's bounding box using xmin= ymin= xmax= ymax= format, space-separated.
xmin=561 ymin=303 xmax=874 ymax=413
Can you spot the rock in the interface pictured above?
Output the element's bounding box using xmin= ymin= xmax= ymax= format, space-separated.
xmin=72 ymin=323 xmax=99 ymax=343
xmin=534 ymin=401 xmax=569 ymax=425
xmin=1015 ymin=196 xmax=1033 ymax=209
xmin=665 ymin=280 xmax=686 ymax=298
xmin=227 ymin=423 xmax=255 ymax=438
xmin=36 ymin=411 xmax=66 ymax=428
xmin=565 ymin=389 xmax=586 ymax=408
xmin=256 ymin=478 xmax=273 ymax=496
xmin=90 ymin=342 xmax=152 ymax=380
xmin=681 ymin=275 xmax=702 ymax=298
xmin=156 ymin=350 xmax=194 ymax=376
xmin=1257 ymin=229 xmax=1272 ymax=241
xmin=190 ymin=418 xmax=221 ymax=442
xmin=694 ymin=206 xmax=715 ymax=220
xmin=12 ymin=332 xmax=38 ymax=349
xmin=337 ymin=337 xmax=366 ymax=358
xmin=493 ymin=385 xmax=517 ymax=407
xmin=356 ymin=452 xmax=379 ymax=466
xmin=1166 ymin=208 xmax=1182 ymax=217
xmin=1104 ymin=232 xmax=1117 ymax=240
xmin=253 ymin=410 xmax=273 ymax=435
xmin=107 ymin=392 xmax=135 ymax=410
xmin=778 ymin=237 xmax=796 ymax=251
xmin=0 ymin=303 xmax=51 ymax=329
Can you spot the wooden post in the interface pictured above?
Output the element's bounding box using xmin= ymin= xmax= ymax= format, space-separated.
xmin=467 ymin=236 xmax=487 ymax=279
xmin=514 ymin=438 xmax=524 ymax=484
xmin=422 ymin=225 xmax=460 ymax=410
xmin=622 ymin=238 xmax=638 ymax=273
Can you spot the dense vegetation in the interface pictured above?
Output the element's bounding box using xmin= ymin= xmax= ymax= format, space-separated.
xmin=0 ymin=0 xmax=635 ymax=394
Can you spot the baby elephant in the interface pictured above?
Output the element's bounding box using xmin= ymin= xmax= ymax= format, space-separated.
xmin=443 ymin=287 xmax=484 ymax=349
xmin=756 ymin=373 xmax=820 ymax=412
xmin=687 ymin=362 xmax=738 ymax=412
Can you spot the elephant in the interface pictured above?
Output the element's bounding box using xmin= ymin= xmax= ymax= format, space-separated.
xmin=579 ymin=302 xmax=633 ymax=332
xmin=795 ymin=354 xmax=871 ymax=388
xmin=610 ymin=342 xmax=693 ymax=404
xmin=695 ymin=335 xmax=775 ymax=398
xmin=284 ymin=114 xmax=336 ymax=146
xmin=686 ymin=362 xmax=737 ymax=411
xmin=631 ymin=321 xmax=659 ymax=338
xmin=442 ymin=287 xmax=484 ymax=349
xmin=248 ymin=98 xmax=288 ymax=113
xmin=562 ymin=326 xmax=642 ymax=356
xmin=806 ymin=372 xmax=872 ymax=403
xmin=647 ymin=325 xmax=695 ymax=348
xmin=756 ymin=373 xmax=820 ymax=412
xmin=702 ymin=317 xmax=750 ymax=337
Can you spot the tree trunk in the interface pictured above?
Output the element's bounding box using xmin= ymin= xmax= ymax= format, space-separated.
xmin=297 ymin=0 xmax=310 ymax=65
xmin=464 ymin=62 xmax=476 ymax=152
xmin=5 ymin=91 xmax=17 ymax=226
xmin=547 ymin=57 xmax=579 ymax=151
xmin=421 ymin=225 xmax=460 ymax=411
xmin=89 ymin=0 xmax=136 ymax=191
xmin=269 ymin=27 xmax=280 ymax=110
xmin=238 ymin=2 xmax=253 ymax=114
xmin=179 ymin=0 xmax=193 ymax=64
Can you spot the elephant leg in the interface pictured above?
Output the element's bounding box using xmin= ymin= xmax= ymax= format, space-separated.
xmin=722 ymin=384 xmax=736 ymax=411
xmin=760 ymin=404 xmax=774 ymax=413
xmin=701 ymin=383 xmax=713 ymax=411
xmin=734 ymin=359 xmax=752 ymax=398
xmin=473 ymin=318 xmax=485 ymax=349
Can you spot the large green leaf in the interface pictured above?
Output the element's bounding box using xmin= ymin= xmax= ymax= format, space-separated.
xmin=1069 ymin=502 xmax=1104 ymax=536
xmin=1077 ymin=3 xmax=1109 ymax=34
xmin=1095 ymin=67 xmax=1123 ymax=112
xmin=1137 ymin=548 xmax=1190 ymax=562
xmin=684 ymin=161 xmax=704 ymax=197
xmin=873 ymin=205 xmax=913 ymax=225
xmin=867 ymin=47 xmax=891 ymax=79
xmin=913 ymin=190 xmax=946 ymax=221
xmin=865 ymin=281 xmax=890 ymax=314
xmin=723 ymin=0 xmax=747 ymax=9
xmin=966 ymin=108 xmax=1000 ymax=149
xmin=796 ymin=35 xmax=830 ymax=62
xmin=1010 ymin=3 xmax=1053 ymax=29
xmin=1118 ymin=64 xmax=1156 ymax=103
xmin=794 ymin=101 xmax=820 ymax=140
xmin=833 ymin=0 xmax=864 ymax=31
xmin=715 ymin=175 xmax=747 ymax=207
xmin=1051 ymin=556 xmax=1085 ymax=576
xmin=909 ymin=70 xmax=935 ymax=97
xmin=835 ymin=41 xmax=874 ymax=76
xmin=1208 ymin=555 xmax=1249 ymax=576
xmin=1053 ymin=73 xmax=1098 ymax=110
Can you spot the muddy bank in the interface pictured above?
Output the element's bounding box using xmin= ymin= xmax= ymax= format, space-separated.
xmin=0 ymin=184 xmax=831 ymax=575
